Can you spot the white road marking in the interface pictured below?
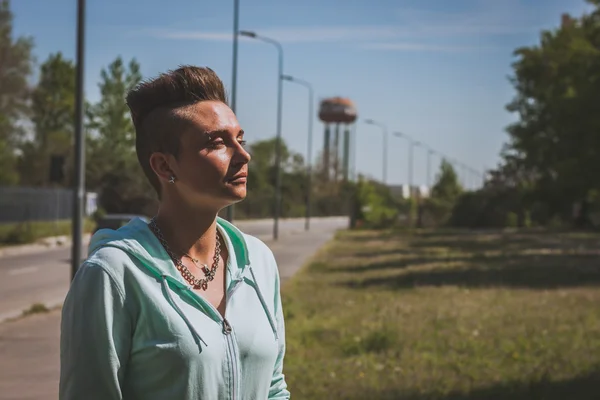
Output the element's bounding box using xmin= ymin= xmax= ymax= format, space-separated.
xmin=8 ymin=267 xmax=39 ymax=276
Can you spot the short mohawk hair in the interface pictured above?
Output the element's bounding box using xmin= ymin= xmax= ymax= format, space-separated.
xmin=126 ymin=65 xmax=228 ymax=195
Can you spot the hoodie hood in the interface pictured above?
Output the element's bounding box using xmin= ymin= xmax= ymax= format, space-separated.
xmin=87 ymin=216 xmax=261 ymax=347
xmin=89 ymin=216 xmax=251 ymax=288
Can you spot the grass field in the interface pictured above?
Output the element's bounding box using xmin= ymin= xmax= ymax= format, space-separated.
xmin=0 ymin=219 xmax=96 ymax=246
xmin=283 ymin=228 xmax=600 ymax=399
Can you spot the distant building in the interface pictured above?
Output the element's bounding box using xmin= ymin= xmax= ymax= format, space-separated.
xmin=388 ymin=184 xmax=430 ymax=200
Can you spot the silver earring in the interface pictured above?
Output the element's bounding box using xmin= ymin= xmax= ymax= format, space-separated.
xmin=168 ymin=176 xmax=176 ymax=184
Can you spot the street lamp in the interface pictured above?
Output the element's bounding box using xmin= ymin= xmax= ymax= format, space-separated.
xmin=364 ymin=119 xmax=388 ymax=184
xmin=71 ymin=0 xmax=86 ymax=281
xmin=469 ymin=166 xmax=482 ymax=190
xmin=426 ymin=147 xmax=435 ymax=189
xmin=461 ymin=163 xmax=469 ymax=189
xmin=393 ymin=132 xmax=414 ymax=195
xmin=468 ymin=167 xmax=477 ymax=189
xmin=481 ymin=167 xmax=488 ymax=187
xmin=282 ymin=75 xmax=314 ymax=231
xmin=414 ymin=140 xmax=423 ymax=187
xmin=450 ymin=158 xmax=467 ymax=189
xmin=226 ymin=0 xmax=241 ymax=223
xmin=240 ymin=30 xmax=284 ymax=240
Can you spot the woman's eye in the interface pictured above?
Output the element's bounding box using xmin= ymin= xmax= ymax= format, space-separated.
xmin=239 ymin=140 xmax=247 ymax=147
xmin=209 ymin=140 xmax=225 ymax=148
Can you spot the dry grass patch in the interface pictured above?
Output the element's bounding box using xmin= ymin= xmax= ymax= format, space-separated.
xmin=283 ymin=229 xmax=600 ymax=399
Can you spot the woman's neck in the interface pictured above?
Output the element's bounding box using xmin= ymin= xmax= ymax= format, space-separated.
xmin=154 ymin=199 xmax=220 ymax=262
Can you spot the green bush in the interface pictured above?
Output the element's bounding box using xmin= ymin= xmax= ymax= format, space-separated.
xmin=548 ymin=215 xmax=565 ymax=229
xmin=3 ymin=224 xmax=35 ymax=244
xmin=352 ymin=178 xmax=398 ymax=229
xmin=92 ymin=207 xmax=107 ymax=223
xmin=447 ymin=186 xmax=535 ymax=228
xmin=446 ymin=192 xmax=483 ymax=228
xmin=506 ymin=212 xmax=519 ymax=227
xmin=0 ymin=219 xmax=96 ymax=246
xmin=422 ymin=197 xmax=455 ymax=227
xmin=523 ymin=210 xmax=532 ymax=228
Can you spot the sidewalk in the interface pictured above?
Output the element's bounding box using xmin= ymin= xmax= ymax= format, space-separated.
xmin=0 ymin=234 xmax=92 ymax=259
xmin=0 ymin=226 xmax=339 ymax=400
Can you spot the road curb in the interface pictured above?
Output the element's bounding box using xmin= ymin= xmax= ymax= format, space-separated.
xmin=0 ymin=234 xmax=91 ymax=259
xmin=0 ymin=217 xmax=348 ymax=324
xmin=0 ymin=298 xmax=64 ymax=325
xmin=0 ymin=217 xmax=348 ymax=259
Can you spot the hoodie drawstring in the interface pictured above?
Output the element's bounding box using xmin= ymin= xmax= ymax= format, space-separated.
xmin=159 ymin=268 xmax=277 ymax=349
xmin=248 ymin=267 xmax=278 ymax=340
xmin=160 ymin=276 xmax=208 ymax=352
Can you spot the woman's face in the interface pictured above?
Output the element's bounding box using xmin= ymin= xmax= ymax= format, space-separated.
xmin=165 ymin=101 xmax=251 ymax=211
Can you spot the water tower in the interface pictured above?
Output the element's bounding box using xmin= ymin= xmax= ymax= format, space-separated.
xmin=318 ymin=97 xmax=357 ymax=181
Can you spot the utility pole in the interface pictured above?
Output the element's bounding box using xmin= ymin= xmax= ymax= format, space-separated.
xmin=225 ymin=0 xmax=240 ymax=223
xmin=71 ymin=0 xmax=86 ymax=281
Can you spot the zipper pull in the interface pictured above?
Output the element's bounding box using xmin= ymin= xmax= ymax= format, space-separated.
xmin=222 ymin=318 xmax=233 ymax=335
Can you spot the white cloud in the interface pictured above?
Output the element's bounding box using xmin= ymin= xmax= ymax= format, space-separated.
xmin=148 ymin=30 xmax=232 ymax=41
xmin=138 ymin=0 xmax=585 ymax=48
xmin=362 ymin=42 xmax=496 ymax=53
xmin=392 ymin=3 xmax=538 ymax=37
xmin=256 ymin=26 xmax=399 ymax=42
xmin=143 ymin=26 xmax=398 ymax=43
xmin=391 ymin=0 xmax=585 ymax=38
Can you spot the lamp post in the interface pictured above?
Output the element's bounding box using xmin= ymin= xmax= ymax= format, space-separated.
xmin=461 ymin=163 xmax=469 ymax=189
xmin=226 ymin=0 xmax=240 ymax=223
xmin=282 ymin=75 xmax=314 ymax=231
xmin=393 ymin=132 xmax=414 ymax=195
xmin=481 ymin=167 xmax=488 ymax=187
xmin=240 ymin=30 xmax=284 ymax=240
xmin=427 ymin=148 xmax=435 ymax=189
xmin=71 ymin=0 xmax=86 ymax=281
xmin=351 ymin=122 xmax=357 ymax=181
xmin=468 ymin=167 xmax=476 ymax=190
xmin=364 ymin=119 xmax=388 ymax=184
xmin=455 ymin=160 xmax=467 ymax=189
xmin=414 ymin=140 xmax=423 ymax=188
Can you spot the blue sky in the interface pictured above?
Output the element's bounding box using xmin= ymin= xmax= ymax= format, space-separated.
xmin=11 ymin=0 xmax=592 ymax=188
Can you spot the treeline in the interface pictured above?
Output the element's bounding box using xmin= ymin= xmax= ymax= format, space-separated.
xmin=483 ymin=2 xmax=600 ymax=229
xmin=352 ymin=159 xmax=465 ymax=229
xmin=5 ymin=0 xmax=598 ymax=228
xmin=0 ymin=1 xmax=346 ymax=219
xmin=356 ymin=1 xmax=600 ymax=230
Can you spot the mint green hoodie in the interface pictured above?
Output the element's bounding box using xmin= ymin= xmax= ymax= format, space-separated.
xmin=59 ymin=217 xmax=290 ymax=400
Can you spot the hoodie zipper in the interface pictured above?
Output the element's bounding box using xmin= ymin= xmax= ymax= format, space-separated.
xmin=183 ymin=279 xmax=243 ymax=400
xmin=223 ymin=279 xmax=242 ymax=400
xmin=222 ymin=318 xmax=237 ymax=400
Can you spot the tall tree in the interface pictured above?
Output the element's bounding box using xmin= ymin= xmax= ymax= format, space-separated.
xmin=421 ymin=160 xmax=464 ymax=226
xmin=87 ymin=56 xmax=142 ymax=171
xmin=19 ymin=52 xmax=75 ymax=186
xmin=86 ymin=57 xmax=153 ymax=214
xmin=503 ymin=3 xmax=600 ymax=216
xmin=430 ymin=159 xmax=463 ymax=203
xmin=0 ymin=0 xmax=34 ymax=185
xmin=242 ymin=138 xmax=308 ymax=218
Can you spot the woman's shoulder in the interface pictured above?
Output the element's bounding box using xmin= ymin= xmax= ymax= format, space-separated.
xmin=81 ymin=244 xmax=138 ymax=284
xmin=241 ymin=233 xmax=276 ymax=263
xmin=240 ymin=233 xmax=282 ymax=285
xmin=242 ymin=232 xmax=271 ymax=251
xmin=87 ymin=244 xmax=133 ymax=267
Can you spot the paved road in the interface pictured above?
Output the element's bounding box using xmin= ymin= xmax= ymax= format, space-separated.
xmin=0 ymin=217 xmax=347 ymax=322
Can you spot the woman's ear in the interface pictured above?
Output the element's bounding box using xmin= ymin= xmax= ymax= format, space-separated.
xmin=149 ymin=152 xmax=178 ymax=184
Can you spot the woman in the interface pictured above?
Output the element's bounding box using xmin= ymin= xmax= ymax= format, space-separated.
xmin=59 ymin=66 xmax=290 ymax=400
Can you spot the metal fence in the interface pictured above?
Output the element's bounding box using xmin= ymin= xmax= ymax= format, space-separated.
xmin=0 ymin=187 xmax=97 ymax=224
